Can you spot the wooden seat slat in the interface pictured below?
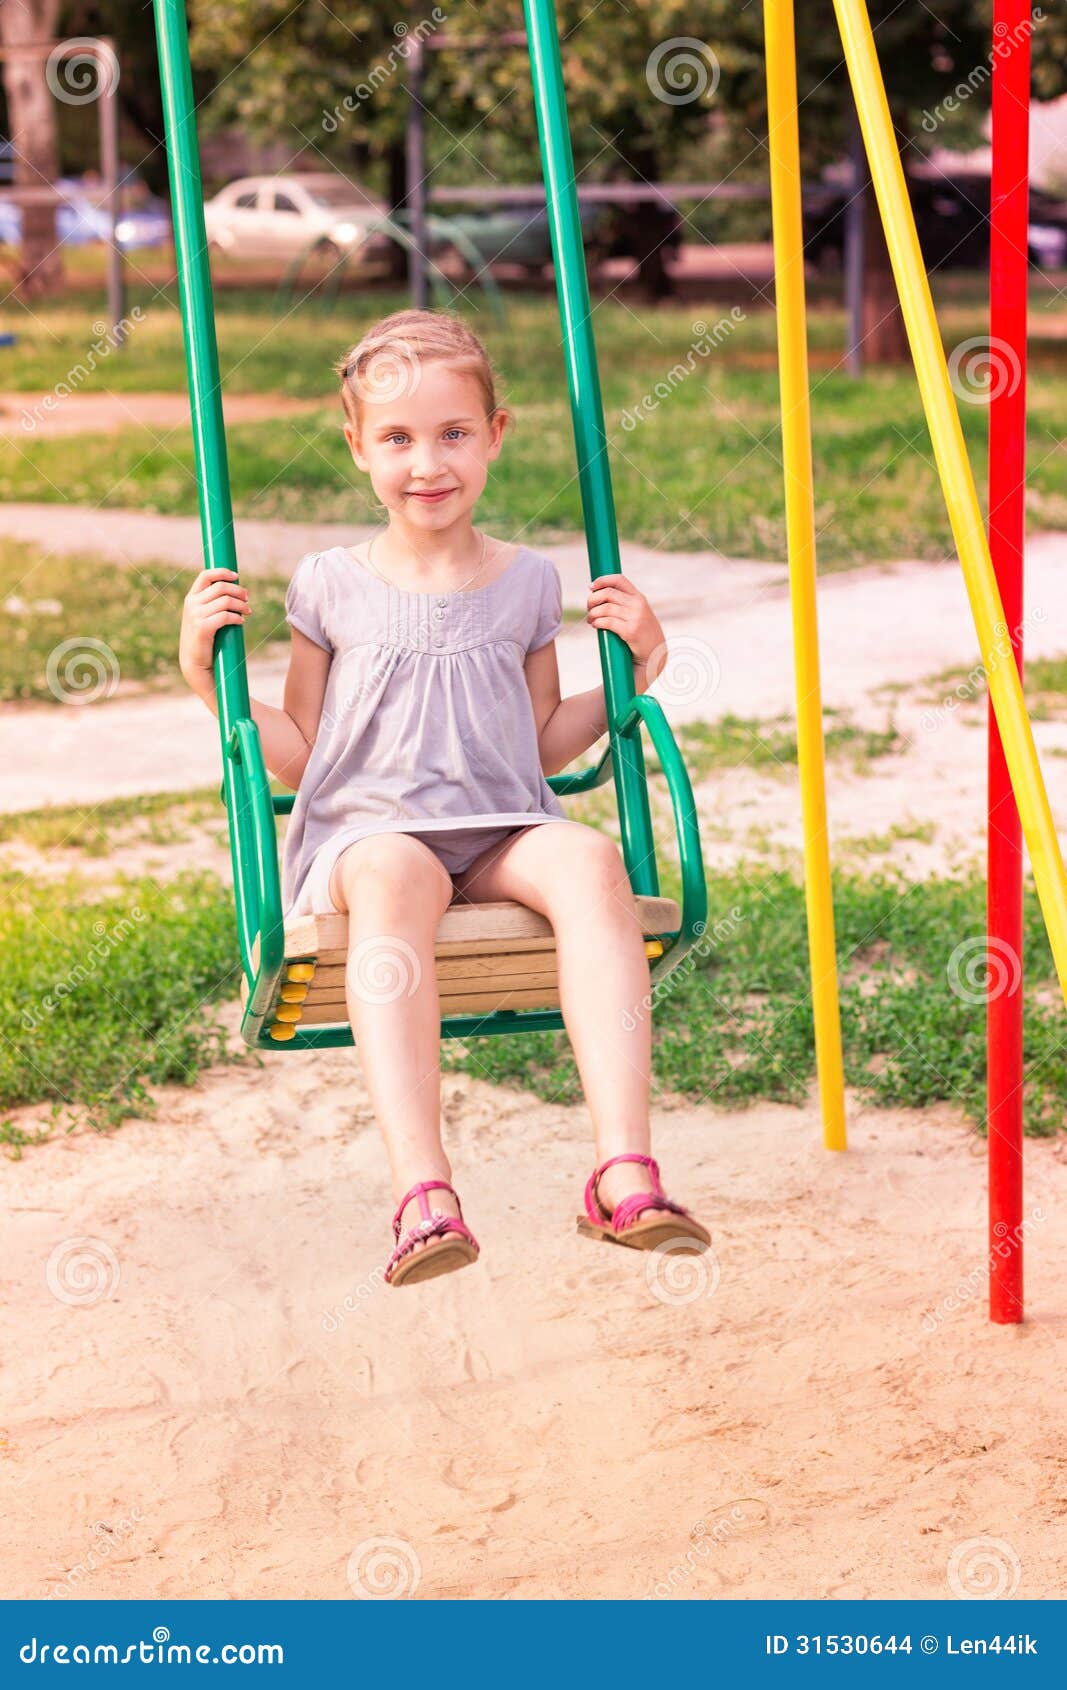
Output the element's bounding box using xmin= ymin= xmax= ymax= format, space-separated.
xmin=243 ymin=895 xmax=680 ymax=1034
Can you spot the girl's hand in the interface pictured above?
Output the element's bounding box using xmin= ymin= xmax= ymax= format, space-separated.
xmin=179 ymin=567 xmax=251 ymax=678
xmin=586 ymin=574 xmax=667 ymax=683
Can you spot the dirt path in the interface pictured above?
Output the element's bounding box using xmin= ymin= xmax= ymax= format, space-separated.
xmin=2 ymin=511 xmax=1066 ymax=885
xmin=0 ymin=391 xmax=325 ymax=441
xmin=0 ymin=496 xmax=749 ymax=587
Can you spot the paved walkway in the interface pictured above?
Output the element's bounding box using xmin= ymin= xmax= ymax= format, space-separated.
xmin=0 ymin=392 xmax=323 ymax=440
xmin=2 ymin=500 xmax=1065 ymax=815
xmin=0 ymin=499 xmax=754 ymax=604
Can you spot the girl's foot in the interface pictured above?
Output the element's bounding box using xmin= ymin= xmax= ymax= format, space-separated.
xmin=577 ymin=1153 xmax=710 ymax=1251
xmin=595 ymin=1157 xmax=664 ymax=1223
xmin=384 ymin=1178 xmax=480 ymax=1287
xmin=396 ymin=1184 xmax=459 ymax=1256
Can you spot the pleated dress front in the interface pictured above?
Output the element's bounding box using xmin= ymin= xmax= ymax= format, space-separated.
xmin=280 ymin=543 xmax=577 ymax=919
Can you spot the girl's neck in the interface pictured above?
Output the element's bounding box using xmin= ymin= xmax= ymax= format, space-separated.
xmin=372 ymin=516 xmax=488 ymax=583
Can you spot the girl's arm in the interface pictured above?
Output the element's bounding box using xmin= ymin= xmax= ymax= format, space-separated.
xmin=179 ymin=567 xmax=329 ymax=790
xmin=525 ymin=574 xmax=664 ymax=779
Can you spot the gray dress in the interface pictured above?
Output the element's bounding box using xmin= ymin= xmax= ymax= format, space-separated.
xmin=280 ymin=543 xmax=578 ymax=918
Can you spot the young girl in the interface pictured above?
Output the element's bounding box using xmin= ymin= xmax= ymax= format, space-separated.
xmin=179 ymin=308 xmax=710 ymax=1287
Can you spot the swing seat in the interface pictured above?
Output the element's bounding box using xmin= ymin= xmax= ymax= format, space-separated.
xmin=224 ymin=702 xmax=706 ymax=1049
xmin=242 ymin=893 xmax=680 ymax=1039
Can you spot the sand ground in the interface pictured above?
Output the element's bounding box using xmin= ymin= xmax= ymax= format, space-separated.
xmin=2 ymin=513 xmax=1066 ymax=1600
xmin=6 ymin=1040 xmax=1066 ymax=1601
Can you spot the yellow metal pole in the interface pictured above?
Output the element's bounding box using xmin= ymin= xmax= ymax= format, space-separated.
xmin=832 ymin=0 xmax=1067 ymax=1011
xmin=765 ymin=0 xmax=847 ymax=1151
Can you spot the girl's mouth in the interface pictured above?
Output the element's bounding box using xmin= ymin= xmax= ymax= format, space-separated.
xmin=408 ymin=488 xmax=456 ymax=503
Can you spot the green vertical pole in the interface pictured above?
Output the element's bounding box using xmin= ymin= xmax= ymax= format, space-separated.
xmin=152 ymin=0 xmax=263 ymax=978
xmin=522 ymin=0 xmax=659 ymax=896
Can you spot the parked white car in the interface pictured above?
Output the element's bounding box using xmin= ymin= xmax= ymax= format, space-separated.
xmin=203 ymin=173 xmax=388 ymax=263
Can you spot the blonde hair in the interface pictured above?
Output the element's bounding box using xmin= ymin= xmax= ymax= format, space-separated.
xmin=334 ymin=308 xmax=501 ymax=431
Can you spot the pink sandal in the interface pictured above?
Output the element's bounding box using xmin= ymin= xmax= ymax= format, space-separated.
xmin=384 ymin=1179 xmax=480 ymax=1287
xmin=577 ymin=1153 xmax=711 ymax=1251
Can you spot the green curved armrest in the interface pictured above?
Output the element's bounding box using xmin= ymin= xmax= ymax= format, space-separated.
xmin=547 ymin=739 xmax=615 ymax=795
xmin=614 ymin=693 xmax=708 ymax=959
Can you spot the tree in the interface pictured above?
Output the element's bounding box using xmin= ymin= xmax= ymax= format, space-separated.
xmin=186 ymin=0 xmax=418 ymax=280
xmin=443 ymin=1 xmax=745 ymax=301
xmin=0 ymin=0 xmax=182 ymax=298
xmin=180 ymin=2 xmax=1067 ymax=347
xmin=59 ymin=0 xmax=202 ymax=198
xmin=1 ymin=0 xmax=63 ymax=297
xmin=184 ymin=0 xmax=731 ymax=298
xmin=726 ymin=1 xmax=1066 ymax=360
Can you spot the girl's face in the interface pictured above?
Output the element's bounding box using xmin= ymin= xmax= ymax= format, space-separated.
xmin=345 ymin=362 xmax=507 ymax=531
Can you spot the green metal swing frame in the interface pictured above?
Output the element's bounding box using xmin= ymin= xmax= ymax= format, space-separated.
xmin=151 ymin=0 xmax=707 ymax=1051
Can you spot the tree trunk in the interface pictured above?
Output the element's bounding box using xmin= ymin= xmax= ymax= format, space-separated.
xmin=610 ymin=123 xmax=677 ymax=303
xmin=382 ymin=136 xmax=410 ymax=286
xmin=633 ymin=203 xmax=677 ymax=303
xmin=858 ymin=113 xmax=909 ymax=366
xmin=0 ymin=0 xmax=64 ymax=299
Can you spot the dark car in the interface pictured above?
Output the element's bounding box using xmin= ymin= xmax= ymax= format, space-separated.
xmin=428 ymin=192 xmax=681 ymax=277
xmin=597 ymin=194 xmax=684 ymax=266
xmin=803 ymin=169 xmax=1067 ymax=272
xmin=428 ymin=199 xmax=613 ymax=274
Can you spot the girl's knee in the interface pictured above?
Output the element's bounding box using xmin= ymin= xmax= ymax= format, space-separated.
xmin=335 ymin=833 xmax=453 ymax=910
xmin=551 ymin=824 xmax=632 ymax=896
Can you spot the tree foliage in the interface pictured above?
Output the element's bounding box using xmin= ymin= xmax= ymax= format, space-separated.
xmin=181 ymin=0 xmax=1067 ymax=184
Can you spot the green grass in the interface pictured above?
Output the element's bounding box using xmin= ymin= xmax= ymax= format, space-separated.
xmin=676 ymin=710 xmax=903 ymax=778
xmin=3 ymin=278 xmax=1067 ymax=563
xmin=442 ymin=865 xmax=1067 ymax=1138
xmin=1019 ymin=655 xmax=1067 ymax=723
xmin=6 ymin=845 xmax=1061 ymax=1151
xmin=921 ymin=651 xmax=1067 ymax=722
xmin=0 ymin=868 xmax=241 ymax=1144
xmin=0 ymin=539 xmax=289 ymax=703
xmin=840 ymin=820 xmax=937 ymax=858
xmin=0 ymin=785 xmax=225 ymax=857
xmin=1028 ymin=655 xmax=1067 ymax=695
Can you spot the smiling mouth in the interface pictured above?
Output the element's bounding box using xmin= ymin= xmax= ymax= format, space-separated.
xmin=408 ymin=487 xmax=456 ymax=501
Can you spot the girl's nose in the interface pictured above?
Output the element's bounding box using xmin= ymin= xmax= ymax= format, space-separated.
xmin=412 ymin=454 xmax=442 ymax=480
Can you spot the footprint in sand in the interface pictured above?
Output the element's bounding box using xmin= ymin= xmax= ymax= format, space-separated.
xmin=440 ymin=1445 xmax=549 ymax=1508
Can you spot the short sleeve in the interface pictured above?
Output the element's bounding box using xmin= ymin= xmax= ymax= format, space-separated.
xmin=527 ymin=556 xmax=563 ymax=654
xmin=285 ymin=551 xmax=332 ymax=653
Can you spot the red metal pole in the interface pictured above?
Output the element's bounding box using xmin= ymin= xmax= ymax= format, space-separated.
xmin=987 ymin=0 xmax=1030 ymax=1323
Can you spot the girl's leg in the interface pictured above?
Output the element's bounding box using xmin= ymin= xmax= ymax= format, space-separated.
xmin=330 ymin=833 xmax=461 ymax=1259
xmin=451 ymin=823 xmax=661 ymax=1219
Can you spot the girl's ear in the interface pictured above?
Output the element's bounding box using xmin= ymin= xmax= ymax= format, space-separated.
xmin=345 ymin=421 xmax=369 ymax=472
xmin=486 ymin=406 xmax=509 ymax=460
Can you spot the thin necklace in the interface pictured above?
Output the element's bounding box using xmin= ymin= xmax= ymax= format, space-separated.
xmin=364 ymin=526 xmax=489 ymax=594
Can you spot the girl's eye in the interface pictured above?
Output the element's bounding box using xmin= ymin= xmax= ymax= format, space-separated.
xmin=386 ymin=433 xmax=409 ymax=446
xmin=444 ymin=428 xmax=466 ymax=441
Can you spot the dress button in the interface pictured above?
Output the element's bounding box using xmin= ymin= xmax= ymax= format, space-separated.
xmin=436 ymin=597 xmax=447 ymax=608
xmin=434 ymin=635 xmax=445 ymax=647
xmin=432 ymin=606 xmax=445 ymax=620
